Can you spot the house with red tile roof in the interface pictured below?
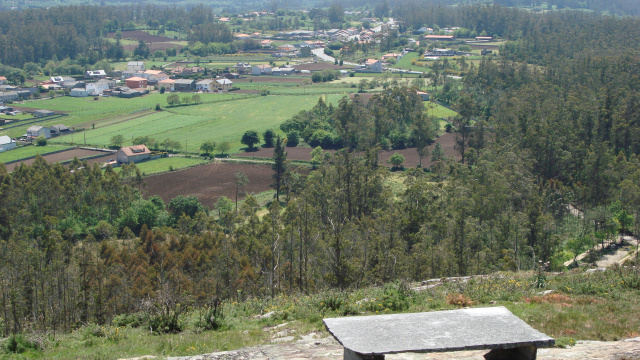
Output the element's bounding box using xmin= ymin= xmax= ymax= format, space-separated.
xmin=117 ymin=144 xmax=151 ymax=164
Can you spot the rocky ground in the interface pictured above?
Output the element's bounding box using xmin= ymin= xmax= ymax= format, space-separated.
xmin=120 ymin=335 xmax=640 ymax=360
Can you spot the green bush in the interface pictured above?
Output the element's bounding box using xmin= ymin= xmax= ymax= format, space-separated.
xmin=317 ymin=291 xmax=346 ymax=312
xmin=3 ymin=334 xmax=40 ymax=354
xmin=112 ymin=312 xmax=148 ymax=328
xmin=149 ymin=313 xmax=182 ymax=334
xmin=35 ymin=135 xmax=47 ymax=146
xmin=194 ymin=300 xmax=225 ymax=331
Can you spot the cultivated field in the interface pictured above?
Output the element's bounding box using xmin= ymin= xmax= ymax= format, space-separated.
xmin=0 ymin=145 xmax=71 ymax=164
xmin=106 ymin=30 xmax=186 ymax=52
xmin=236 ymin=132 xmax=460 ymax=168
xmin=143 ymin=161 xmax=287 ymax=208
xmin=4 ymin=148 xmax=114 ymax=171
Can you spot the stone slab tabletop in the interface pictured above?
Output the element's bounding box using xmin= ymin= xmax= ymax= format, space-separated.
xmin=323 ymin=306 xmax=555 ymax=355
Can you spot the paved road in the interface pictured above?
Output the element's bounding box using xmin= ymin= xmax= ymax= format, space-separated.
xmin=312 ymin=48 xmax=358 ymax=66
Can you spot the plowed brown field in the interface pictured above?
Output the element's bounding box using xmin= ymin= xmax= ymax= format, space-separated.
xmin=144 ymin=161 xmax=284 ymax=208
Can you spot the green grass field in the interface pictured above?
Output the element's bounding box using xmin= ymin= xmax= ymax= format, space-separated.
xmin=48 ymin=94 xmax=344 ymax=154
xmin=116 ymin=156 xmax=210 ymax=175
xmin=393 ymin=52 xmax=431 ymax=72
xmin=8 ymin=94 xmax=248 ymax=139
xmin=426 ymin=101 xmax=458 ymax=119
xmin=0 ymin=145 xmax=72 ymax=164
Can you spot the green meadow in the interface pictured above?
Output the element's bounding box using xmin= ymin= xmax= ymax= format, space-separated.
xmin=0 ymin=145 xmax=72 ymax=164
xmin=48 ymin=94 xmax=344 ymax=154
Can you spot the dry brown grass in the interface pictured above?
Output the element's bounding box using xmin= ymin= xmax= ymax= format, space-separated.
xmin=446 ymin=293 xmax=473 ymax=307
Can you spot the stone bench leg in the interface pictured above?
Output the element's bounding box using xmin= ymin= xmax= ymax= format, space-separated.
xmin=484 ymin=344 xmax=537 ymax=360
xmin=344 ymin=348 xmax=385 ymax=360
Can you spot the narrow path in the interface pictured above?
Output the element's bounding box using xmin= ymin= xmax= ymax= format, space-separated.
xmin=564 ymin=205 xmax=639 ymax=267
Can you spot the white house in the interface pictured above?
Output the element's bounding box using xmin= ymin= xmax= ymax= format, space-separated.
xmin=196 ymin=79 xmax=215 ymax=92
xmin=27 ymin=125 xmax=51 ymax=139
xmin=127 ymin=61 xmax=145 ymax=72
xmin=0 ymin=91 xmax=19 ymax=102
xmin=0 ymin=135 xmax=16 ymax=152
xmin=216 ymin=78 xmax=233 ymax=91
xmin=252 ymin=64 xmax=273 ymax=75
xmin=70 ymin=88 xmax=91 ymax=97
xmin=86 ymin=81 xmax=110 ymax=95
xmin=85 ymin=70 xmax=107 ymax=79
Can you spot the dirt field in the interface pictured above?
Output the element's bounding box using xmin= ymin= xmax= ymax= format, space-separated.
xmin=107 ymin=30 xmax=185 ymax=52
xmin=234 ymin=77 xmax=307 ymax=84
xmin=143 ymin=161 xmax=283 ymax=208
xmin=293 ymin=63 xmax=352 ymax=71
xmin=235 ymin=133 xmax=459 ymax=168
xmin=5 ymin=148 xmax=114 ymax=172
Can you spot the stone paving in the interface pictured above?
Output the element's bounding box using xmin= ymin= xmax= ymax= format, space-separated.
xmin=163 ymin=335 xmax=640 ymax=360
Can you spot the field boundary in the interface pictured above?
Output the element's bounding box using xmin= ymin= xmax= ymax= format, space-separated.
xmin=3 ymin=146 xmax=74 ymax=165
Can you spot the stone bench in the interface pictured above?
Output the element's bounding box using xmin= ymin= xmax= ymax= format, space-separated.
xmin=323 ymin=306 xmax=555 ymax=360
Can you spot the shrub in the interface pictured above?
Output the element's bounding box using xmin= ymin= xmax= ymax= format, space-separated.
xmin=317 ymin=292 xmax=346 ymax=312
xmin=149 ymin=313 xmax=182 ymax=334
xmin=194 ymin=299 xmax=225 ymax=331
xmin=3 ymin=334 xmax=40 ymax=354
xmin=35 ymin=135 xmax=47 ymax=146
xmin=380 ymin=282 xmax=412 ymax=311
xmin=112 ymin=312 xmax=148 ymax=328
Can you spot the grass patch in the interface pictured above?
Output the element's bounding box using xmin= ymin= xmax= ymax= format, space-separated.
xmin=48 ymin=94 xmax=344 ymax=154
xmin=8 ymin=93 xmax=247 ymax=138
xmin=3 ymin=267 xmax=640 ymax=359
xmin=426 ymin=101 xmax=458 ymax=119
xmin=393 ymin=52 xmax=431 ymax=72
xmin=116 ymin=156 xmax=210 ymax=175
xmin=0 ymin=145 xmax=72 ymax=164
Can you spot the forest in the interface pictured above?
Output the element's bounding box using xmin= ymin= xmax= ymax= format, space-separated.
xmin=0 ymin=0 xmax=640 ymax=347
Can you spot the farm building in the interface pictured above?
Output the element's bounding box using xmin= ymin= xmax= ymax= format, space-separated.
xmin=117 ymin=144 xmax=151 ymax=164
xmin=27 ymin=125 xmax=51 ymax=139
xmin=0 ymin=91 xmax=19 ymax=102
xmin=70 ymin=88 xmax=91 ymax=97
xmin=33 ymin=109 xmax=56 ymax=118
xmin=158 ymin=79 xmax=175 ymax=92
xmin=216 ymin=78 xmax=233 ymax=91
xmin=252 ymin=64 xmax=273 ymax=75
xmin=49 ymin=124 xmax=71 ymax=136
xmin=174 ymin=79 xmax=196 ymax=92
xmin=278 ymin=44 xmax=295 ymax=52
xmin=146 ymin=72 xmax=170 ymax=84
xmin=364 ymin=59 xmax=383 ymax=72
xmin=272 ymin=67 xmax=296 ymax=76
xmin=85 ymin=70 xmax=107 ymax=79
xmin=233 ymin=63 xmax=252 ymax=74
xmin=423 ymin=35 xmax=455 ymax=41
xmin=417 ymin=91 xmax=430 ymax=101
xmin=196 ymin=79 xmax=215 ymax=92
xmin=0 ymin=135 xmax=16 ymax=152
xmin=382 ymin=53 xmax=402 ymax=61
xmin=128 ymin=61 xmax=145 ymax=72
xmin=475 ymin=36 xmax=494 ymax=41
xmin=125 ymin=77 xmax=147 ymax=89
